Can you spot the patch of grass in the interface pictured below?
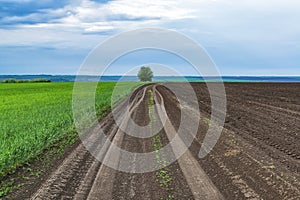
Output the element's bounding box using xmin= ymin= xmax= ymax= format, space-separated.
xmin=152 ymin=134 xmax=173 ymax=195
xmin=0 ymin=82 xmax=140 ymax=178
xmin=0 ymin=178 xmax=14 ymax=197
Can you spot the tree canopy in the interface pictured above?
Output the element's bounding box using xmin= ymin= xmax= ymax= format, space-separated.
xmin=138 ymin=66 xmax=153 ymax=82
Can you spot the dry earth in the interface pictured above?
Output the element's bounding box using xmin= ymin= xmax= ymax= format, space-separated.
xmin=4 ymin=83 xmax=300 ymax=200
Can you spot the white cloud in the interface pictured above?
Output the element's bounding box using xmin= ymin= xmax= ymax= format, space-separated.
xmin=55 ymin=0 xmax=197 ymax=33
xmin=1 ymin=0 xmax=300 ymax=75
xmin=0 ymin=0 xmax=35 ymax=2
xmin=0 ymin=0 xmax=199 ymax=47
xmin=1 ymin=0 xmax=300 ymax=53
xmin=1 ymin=0 xmax=197 ymax=30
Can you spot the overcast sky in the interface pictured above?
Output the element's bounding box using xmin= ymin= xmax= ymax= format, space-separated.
xmin=0 ymin=0 xmax=299 ymax=75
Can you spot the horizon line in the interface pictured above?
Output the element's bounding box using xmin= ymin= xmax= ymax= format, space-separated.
xmin=1 ymin=74 xmax=300 ymax=77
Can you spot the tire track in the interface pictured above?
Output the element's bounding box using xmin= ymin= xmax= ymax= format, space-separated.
xmin=153 ymin=86 xmax=224 ymax=200
xmin=30 ymin=86 xmax=149 ymax=199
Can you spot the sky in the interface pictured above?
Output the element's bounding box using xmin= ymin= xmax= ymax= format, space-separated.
xmin=0 ymin=0 xmax=299 ymax=76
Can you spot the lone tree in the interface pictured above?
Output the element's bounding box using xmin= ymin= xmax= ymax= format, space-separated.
xmin=138 ymin=66 xmax=153 ymax=82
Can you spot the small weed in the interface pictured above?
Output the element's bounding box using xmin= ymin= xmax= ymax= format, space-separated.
xmin=149 ymin=89 xmax=175 ymax=200
xmin=0 ymin=179 xmax=14 ymax=198
xmin=224 ymin=149 xmax=240 ymax=157
xmin=263 ymin=165 xmax=276 ymax=169
xmin=202 ymin=118 xmax=211 ymax=125
xmin=34 ymin=171 xmax=42 ymax=178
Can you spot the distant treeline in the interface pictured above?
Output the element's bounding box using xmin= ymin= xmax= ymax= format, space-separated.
xmin=1 ymin=78 xmax=51 ymax=83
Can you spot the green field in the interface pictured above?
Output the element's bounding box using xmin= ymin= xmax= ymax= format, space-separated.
xmin=0 ymin=82 xmax=139 ymax=177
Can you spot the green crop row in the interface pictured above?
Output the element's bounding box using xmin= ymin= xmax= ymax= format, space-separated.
xmin=0 ymin=82 xmax=139 ymax=177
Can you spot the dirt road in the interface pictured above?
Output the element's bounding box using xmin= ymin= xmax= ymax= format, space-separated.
xmin=7 ymin=83 xmax=300 ymax=200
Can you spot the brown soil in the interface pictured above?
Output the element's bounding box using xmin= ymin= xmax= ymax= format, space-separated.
xmin=160 ymin=83 xmax=300 ymax=200
xmin=3 ymin=83 xmax=300 ymax=200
